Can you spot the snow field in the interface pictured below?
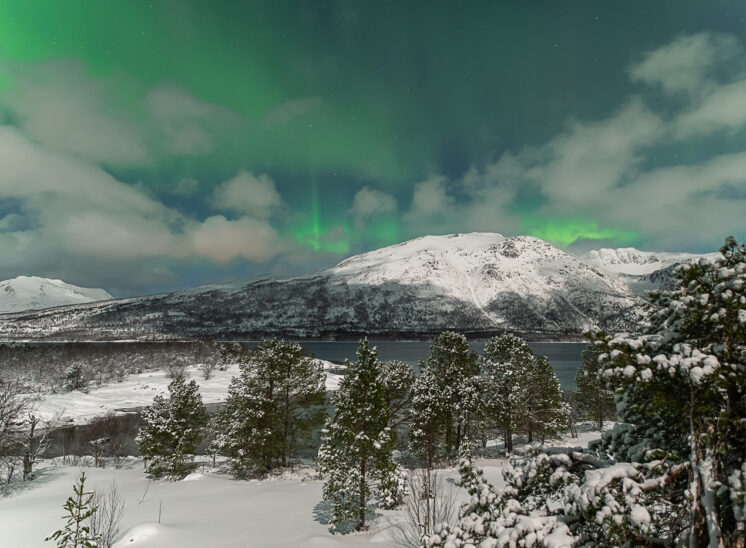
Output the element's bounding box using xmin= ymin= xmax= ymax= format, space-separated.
xmin=0 ymin=427 xmax=607 ymax=547
xmin=29 ymin=360 xmax=343 ymax=426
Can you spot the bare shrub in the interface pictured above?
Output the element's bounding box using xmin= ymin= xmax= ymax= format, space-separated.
xmin=90 ymin=481 xmax=126 ymax=548
xmin=166 ymin=363 xmax=187 ymax=379
xmin=200 ymin=361 xmax=216 ymax=380
xmin=397 ymin=469 xmax=457 ymax=547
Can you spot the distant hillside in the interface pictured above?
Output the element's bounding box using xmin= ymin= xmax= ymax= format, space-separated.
xmin=0 ymin=233 xmax=642 ymax=340
xmin=0 ymin=276 xmax=113 ymax=313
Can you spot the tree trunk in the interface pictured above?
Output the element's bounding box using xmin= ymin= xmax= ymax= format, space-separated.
xmin=357 ymin=458 xmax=366 ymax=531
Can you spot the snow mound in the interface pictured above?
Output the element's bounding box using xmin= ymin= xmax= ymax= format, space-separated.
xmin=113 ymin=523 xmax=165 ymax=545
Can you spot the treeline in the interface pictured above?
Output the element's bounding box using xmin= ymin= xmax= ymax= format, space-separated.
xmin=0 ymin=341 xmax=221 ymax=392
xmin=133 ymin=332 xmax=613 ymax=532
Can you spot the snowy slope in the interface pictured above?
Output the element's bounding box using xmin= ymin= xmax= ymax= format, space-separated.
xmin=0 ymin=276 xmax=112 ymax=313
xmin=579 ymin=247 xmax=718 ymax=276
xmin=0 ymin=233 xmax=642 ymax=340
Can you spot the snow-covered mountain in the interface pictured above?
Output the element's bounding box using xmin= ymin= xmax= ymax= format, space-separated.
xmin=579 ymin=247 xmax=718 ymax=276
xmin=0 ymin=233 xmax=642 ymax=340
xmin=578 ymin=247 xmax=718 ymax=295
xmin=0 ymin=276 xmax=112 ymax=313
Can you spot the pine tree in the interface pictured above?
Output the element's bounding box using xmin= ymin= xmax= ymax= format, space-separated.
xmin=410 ymin=368 xmax=446 ymax=472
xmin=409 ymin=367 xmax=447 ymax=537
xmin=573 ymin=343 xmax=615 ymax=430
xmin=426 ymin=237 xmax=746 ymax=547
xmin=45 ymin=472 xmax=101 ymax=548
xmin=379 ymin=359 xmax=415 ymax=429
xmin=424 ymin=331 xmax=479 ymax=455
xmin=480 ymin=334 xmax=534 ymax=453
xmin=136 ymin=374 xmax=207 ymax=479
xmin=211 ymin=339 xmax=326 ymax=477
xmin=317 ymin=338 xmax=403 ymax=532
xmin=525 ymin=355 xmax=569 ymax=443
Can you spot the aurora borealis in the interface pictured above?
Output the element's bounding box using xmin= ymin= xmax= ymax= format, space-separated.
xmin=0 ymin=1 xmax=745 ymax=295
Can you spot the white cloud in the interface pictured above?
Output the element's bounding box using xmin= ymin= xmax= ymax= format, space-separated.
xmin=188 ymin=215 xmax=286 ymax=263
xmin=398 ymin=33 xmax=746 ymax=250
xmin=629 ymin=32 xmax=742 ymax=96
xmin=145 ymin=85 xmax=239 ymax=155
xmin=673 ymin=79 xmax=746 ymax=138
xmin=348 ymin=186 xmax=397 ymax=228
xmin=403 ymin=176 xmax=454 ymax=223
xmin=0 ymin=127 xmax=291 ymax=292
xmin=211 ymin=171 xmax=284 ymax=218
xmin=1 ymin=60 xmax=150 ymax=166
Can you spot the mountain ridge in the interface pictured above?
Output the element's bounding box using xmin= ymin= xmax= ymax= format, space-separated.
xmin=0 ymin=233 xmax=648 ymax=340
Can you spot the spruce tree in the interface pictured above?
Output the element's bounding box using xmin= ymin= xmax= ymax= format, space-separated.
xmin=211 ymin=339 xmax=326 ymax=476
xmin=317 ymin=338 xmax=403 ymax=532
xmin=424 ymin=331 xmax=479 ymax=455
xmin=573 ymin=343 xmax=615 ymax=430
xmin=45 ymin=472 xmax=100 ymax=548
xmin=136 ymin=374 xmax=207 ymax=479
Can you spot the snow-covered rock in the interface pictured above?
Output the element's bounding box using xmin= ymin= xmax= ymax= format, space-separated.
xmin=0 ymin=233 xmax=642 ymax=340
xmin=0 ymin=276 xmax=112 ymax=313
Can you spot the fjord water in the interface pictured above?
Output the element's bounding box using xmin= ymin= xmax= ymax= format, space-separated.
xmin=249 ymin=341 xmax=587 ymax=390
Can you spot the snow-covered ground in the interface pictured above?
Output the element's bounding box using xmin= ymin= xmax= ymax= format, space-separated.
xmin=0 ymin=426 xmax=607 ymax=548
xmin=30 ymin=360 xmax=344 ymax=425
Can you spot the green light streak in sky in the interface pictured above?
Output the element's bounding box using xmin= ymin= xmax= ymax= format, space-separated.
xmin=523 ymin=218 xmax=637 ymax=247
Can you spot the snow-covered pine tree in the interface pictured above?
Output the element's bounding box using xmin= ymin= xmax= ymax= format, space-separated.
xmin=409 ymin=367 xmax=449 ymax=538
xmin=317 ymin=338 xmax=404 ymax=532
xmin=573 ymin=342 xmax=616 ymax=430
xmin=45 ymin=471 xmax=101 ymax=548
xmin=525 ymin=355 xmax=570 ymax=444
xmin=379 ymin=359 xmax=415 ymax=429
xmin=136 ymin=374 xmax=207 ymax=479
xmin=211 ymin=339 xmax=326 ymax=477
xmin=480 ymin=334 xmax=534 ymax=453
xmin=424 ymin=331 xmax=479 ymax=456
xmin=425 ymin=237 xmax=746 ymax=547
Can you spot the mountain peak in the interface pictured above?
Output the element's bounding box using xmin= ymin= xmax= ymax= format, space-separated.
xmin=0 ymin=276 xmax=112 ymax=313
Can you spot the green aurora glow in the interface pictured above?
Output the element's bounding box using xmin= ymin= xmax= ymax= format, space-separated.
xmin=0 ymin=1 xmax=744 ymax=293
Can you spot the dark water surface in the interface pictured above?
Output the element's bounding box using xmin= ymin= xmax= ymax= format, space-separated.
xmin=246 ymin=340 xmax=587 ymax=390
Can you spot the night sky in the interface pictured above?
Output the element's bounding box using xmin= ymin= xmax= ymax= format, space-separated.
xmin=1 ymin=1 xmax=745 ymax=296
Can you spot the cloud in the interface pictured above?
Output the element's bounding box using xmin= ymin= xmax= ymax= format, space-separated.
xmin=673 ymin=79 xmax=746 ymax=139
xmin=398 ymin=32 xmax=746 ymax=251
xmin=0 ymin=60 xmax=150 ymax=166
xmin=629 ymin=32 xmax=742 ymax=96
xmin=0 ymin=126 xmax=292 ymax=293
xmin=348 ymin=186 xmax=397 ymax=228
xmin=0 ymin=59 xmax=242 ymax=167
xmin=211 ymin=171 xmax=283 ymax=218
xmin=403 ymin=176 xmax=454 ymax=224
xmin=262 ymin=97 xmax=323 ymax=127
xmin=145 ymin=85 xmax=240 ymax=155
xmin=187 ymin=215 xmax=286 ymax=263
